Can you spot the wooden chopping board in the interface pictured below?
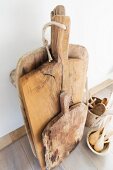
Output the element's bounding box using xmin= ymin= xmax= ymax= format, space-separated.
xmin=19 ymin=5 xmax=88 ymax=170
xmin=19 ymin=13 xmax=70 ymax=170
xmin=42 ymin=92 xmax=88 ymax=170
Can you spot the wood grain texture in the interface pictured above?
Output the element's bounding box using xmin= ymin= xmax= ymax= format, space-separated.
xmin=19 ymin=62 xmax=62 ymax=170
xmin=0 ymin=137 xmax=32 ymax=170
xmin=51 ymin=15 xmax=70 ymax=92
xmin=51 ymin=6 xmax=70 ymax=92
xmin=19 ymin=13 xmax=70 ymax=170
xmin=51 ymin=5 xmax=65 ymax=53
xmin=0 ymin=135 xmax=12 ymax=151
xmin=68 ymin=45 xmax=88 ymax=103
xmin=17 ymin=43 xmax=88 ymax=169
xmin=0 ymin=126 xmax=26 ymax=151
xmin=51 ymin=5 xmax=65 ymax=17
xmin=43 ymin=92 xmax=88 ymax=170
xmin=10 ymin=6 xmax=88 ymax=169
xmin=10 ymin=126 xmax=26 ymax=142
xmin=89 ymin=79 xmax=113 ymax=96
xmin=2 ymin=79 xmax=113 ymax=151
xmin=9 ymin=44 xmax=88 ymax=156
xmin=20 ymin=136 xmax=40 ymax=170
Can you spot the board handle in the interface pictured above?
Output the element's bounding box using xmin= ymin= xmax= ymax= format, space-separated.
xmin=60 ymin=92 xmax=72 ymax=114
xmin=42 ymin=21 xmax=66 ymax=62
xmin=51 ymin=5 xmax=65 ymax=17
xmin=50 ymin=6 xmax=70 ymax=62
xmin=50 ymin=5 xmax=70 ymax=92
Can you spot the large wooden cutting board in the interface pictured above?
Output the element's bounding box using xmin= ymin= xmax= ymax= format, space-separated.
xmin=19 ymin=61 xmax=62 ymax=169
xmin=19 ymin=5 xmax=88 ymax=170
xmin=19 ymin=14 xmax=70 ymax=170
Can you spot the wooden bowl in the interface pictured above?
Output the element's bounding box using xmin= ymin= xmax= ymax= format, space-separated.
xmin=86 ymin=129 xmax=111 ymax=156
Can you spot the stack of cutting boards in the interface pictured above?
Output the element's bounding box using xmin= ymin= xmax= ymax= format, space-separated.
xmin=19 ymin=5 xmax=88 ymax=170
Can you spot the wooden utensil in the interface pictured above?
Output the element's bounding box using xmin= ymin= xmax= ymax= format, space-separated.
xmin=101 ymin=98 xmax=108 ymax=106
xmin=89 ymin=97 xmax=101 ymax=106
xmin=42 ymin=92 xmax=87 ymax=170
xmin=94 ymin=116 xmax=111 ymax=152
xmin=89 ymin=128 xmax=103 ymax=146
xmin=91 ymin=103 xmax=106 ymax=116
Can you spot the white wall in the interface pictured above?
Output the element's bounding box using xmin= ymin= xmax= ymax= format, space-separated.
xmin=0 ymin=0 xmax=113 ymax=137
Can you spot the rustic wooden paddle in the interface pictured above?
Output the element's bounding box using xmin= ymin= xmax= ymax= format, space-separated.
xmin=42 ymin=7 xmax=88 ymax=170
xmin=91 ymin=103 xmax=106 ymax=116
xmin=19 ymin=7 xmax=70 ymax=170
xmin=42 ymin=92 xmax=88 ymax=170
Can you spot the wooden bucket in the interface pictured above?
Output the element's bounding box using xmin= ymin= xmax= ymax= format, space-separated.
xmin=86 ymin=97 xmax=106 ymax=127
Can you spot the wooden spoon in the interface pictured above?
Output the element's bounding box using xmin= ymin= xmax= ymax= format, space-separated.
xmin=91 ymin=103 xmax=106 ymax=116
xmin=94 ymin=132 xmax=105 ymax=152
xmin=101 ymin=98 xmax=108 ymax=106
xmin=94 ymin=116 xmax=111 ymax=152
xmin=89 ymin=128 xmax=103 ymax=146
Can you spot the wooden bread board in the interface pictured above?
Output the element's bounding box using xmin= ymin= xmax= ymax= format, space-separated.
xmin=19 ymin=14 xmax=70 ymax=170
xmin=19 ymin=6 xmax=88 ymax=170
xmin=19 ymin=44 xmax=88 ymax=170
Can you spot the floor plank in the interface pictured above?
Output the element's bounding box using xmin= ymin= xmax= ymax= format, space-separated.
xmin=19 ymin=135 xmax=97 ymax=170
xmin=0 ymin=84 xmax=113 ymax=170
xmin=19 ymin=135 xmax=41 ymax=170
xmin=59 ymin=143 xmax=97 ymax=170
xmin=0 ymin=139 xmax=32 ymax=170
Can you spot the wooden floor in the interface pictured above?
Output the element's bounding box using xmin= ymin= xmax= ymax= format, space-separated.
xmin=0 ymin=84 xmax=113 ymax=170
xmin=0 ymin=132 xmax=113 ymax=170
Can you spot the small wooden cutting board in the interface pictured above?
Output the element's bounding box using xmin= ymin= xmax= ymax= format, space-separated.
xmin=42 ymin=92 xmax=88 ymax=170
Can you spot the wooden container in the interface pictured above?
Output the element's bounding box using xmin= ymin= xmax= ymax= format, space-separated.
xmin=86 ymin=109 xmax=100 ymax=127
xmin=86 ymin=97 xmax=106 ymax=127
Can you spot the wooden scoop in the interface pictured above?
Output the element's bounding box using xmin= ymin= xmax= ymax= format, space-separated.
xmin=101 ymin=98 xmax=108 ymax=106
xmin=42 ymin=92 xmax=88 ymax=170
xmin=91 ymin=103 xmax=106 ymax=116
xmin=89 ymin=128 xmax=103 ymax=146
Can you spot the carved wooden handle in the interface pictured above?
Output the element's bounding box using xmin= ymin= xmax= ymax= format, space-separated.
xmin=51 ymin=5 xmax=65 ymax=17
xmin=51 ymin=13 xmax=70 ymax=92
xmin=60 ymin=92 xmax=72 ymax=114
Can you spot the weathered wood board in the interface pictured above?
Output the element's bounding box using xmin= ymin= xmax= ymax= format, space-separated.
xmin=19 ymin=62 xmax=62 ymax=169
xmin=19 ymin=47 xmax=88 ymax=170
xmin=19 ymin=5 xmax=88 ymax=170
xmin=42 ymin=92 xmax=88 ymax=170
xmin=19 ymin=14 xmax=70 ymax=170
xmin=68 ymin=44 xmax=88 ymax=103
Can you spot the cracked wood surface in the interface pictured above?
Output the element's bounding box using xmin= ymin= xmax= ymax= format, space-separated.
xmin=43 ymin=92 xmax=88 ymax=170
xmin=19 ymin=9 xmax=70 ymax=169
xmin=19 ymin=61 xmax=62 ymax=170
xmin=17 ymin=5 xmax=88 ymax=170
xmin=19 ymin=45 xmax=88 ymax=170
